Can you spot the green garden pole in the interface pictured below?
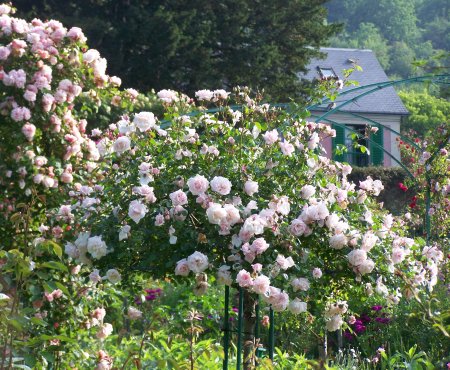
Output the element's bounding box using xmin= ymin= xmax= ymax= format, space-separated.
xmin=255 ymin=296 xmax=261 ymax=358
xmin=236 ymin=288 xmax=244 ymax=370
xmin=269 ymin=307 xmax=275 ymax=361
xmin=223 ymin=285 xmax=230 ymax=370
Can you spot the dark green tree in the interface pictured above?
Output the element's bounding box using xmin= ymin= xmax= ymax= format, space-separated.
xmin=15 ymin=0 xmax=340 ymax=101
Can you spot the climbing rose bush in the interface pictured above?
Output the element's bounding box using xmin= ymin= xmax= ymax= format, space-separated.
xmin=65 ymin=86 xmax=443 ymax=333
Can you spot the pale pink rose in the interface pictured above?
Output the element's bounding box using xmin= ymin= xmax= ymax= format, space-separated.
xmin=391 ymin=248 xmax=406 ymax=264
xmin=42 ymin=176 xmax=55 ymax=188
xmin=236 ymin=269 xmax=253 ymax=288
xmin=291 ymin=278 xmax=310 ymax=292
xmin=133 ymin=111 xmax=156 ymax=132
xmin=206 ymin=203 xmax=227 ymax=225
xmin=96 ymin=323 xmax=113 ymax=339
xmin=289 ymin=219 xmax=309 ymax=236
xmin=92 ymin=307 xmax=106 ymax=321
xmin=276 ymin=255 xmax=295 ymax=270
xmin=347 ymin=249 xmax=367 ymax=266
xmin=169 ymin=189 xmax=188 ymax=206
xmin=155 ymin=214 xmax=165 ymax=226
xmin=244 ymin=180 xmax=259 ymax=196
xmin=128 ymin=200 xmax=148 ymax=224
xmin=329 ymin=234 xmax=347 ymax=249
xmin=262 ymin=129 xmax=279 ymax=145
xmin=89 ymin=269 xmax=102 ymax=284
xmin=210 ymin=176 xmax=232 ymax=195
xmin=224 ymin=204 xmax=241 ymax=225
xmin=361 ymin=232 xmax=378 ymax=251
xmin=279 ymin=141 xmax=295 ymax=156
xmin=301 ymin=185 xmax=315 ymax=199
xmin=288 ymin=298 xmax=307 ymax=314
xmin=358 ymin=259 xmax=375 ymax=275
xmin=171 ymin=205 xmax=187 ymax=221
xmin=21 ymin=123 xmax=36 ymax=141
xmin=312 ymin=267 xmax=322 ymax=279
xmin=270 ymin=290 xmax=290 ymax=312
xmin=157 ymin=89 xmax=178 ymax=104
xmin=251 ymin=263 xmax=263 ymax=273
xmin=195 ymin=89 xmax=214 ymax=101
xmin=213 ymin=89 xmax=229 ymax=101
xmin=67 ymin=27 xmax=86 ymax=42
xmin=87 ymin=236 xmax=108 ymax=259
xmin=251 ymin=237 xmax=269 ymax=255
xmin=187 ymin=251 xmax=208 ymax=273
xmin=23 ymin=89 xmax=36 ymax=102
xmin=252 ymin=275 xmax=270 ymax=295
xmin=0 ymin=46 xmax=10 ymax=60
xmin=348 ymin=315 xmax=357 ymax=325
xmin=71 ymin=265 xmax=81 ymax=275
xmin=83 ymin=49 xmax=100 ymax=63
xmin=127 ymin=307 xmax=142 ymax=320
xmin=187 ymin=175 xmax=209 ymax=195
xmin=60 ymin=172 xmax=73 ymax=184
xmin=113 ymin=136 xmax=131 ymax=154
xmin=326 ymin=314 xmax=343 ymax=332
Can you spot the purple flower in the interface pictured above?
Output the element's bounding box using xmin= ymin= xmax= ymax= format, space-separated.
xmin=360 ymin=314 xmax=371 ymax=324
xmin=355 ymin=324 xmax=366 ymax=334
xmin=232 ymin=307 xmax=239 ymax=313
xmin=371 ymin=305 xmax=383 ymax=311
xmin=375 ymin=317 xmax=390 ymax=324
xmin=343 ymin=330 xmax=354 ymax=341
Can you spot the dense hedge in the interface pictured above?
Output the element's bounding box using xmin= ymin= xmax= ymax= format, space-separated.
xmin=348 ymin=166 xmax=416 ymax=215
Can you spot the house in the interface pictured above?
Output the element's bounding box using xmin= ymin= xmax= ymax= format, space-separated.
xmin=301 ymin=48 xmax=409 ymax=167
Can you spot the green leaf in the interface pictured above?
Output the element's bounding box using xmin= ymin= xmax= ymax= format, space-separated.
xmin=40 ymin=261 xmax=68 ymax=273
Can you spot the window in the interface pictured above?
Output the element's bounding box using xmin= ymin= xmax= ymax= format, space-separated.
xmin=317 ymin=66 xmax=338 ymax=80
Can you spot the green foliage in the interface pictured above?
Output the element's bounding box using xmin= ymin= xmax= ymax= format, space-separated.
xmin=15 ymin=0 xmax=341 ymax=101
xmin=398 ymin=89 xmax=450 ymax=137
xmin=327 ymin=0 xmax=449 ymax=78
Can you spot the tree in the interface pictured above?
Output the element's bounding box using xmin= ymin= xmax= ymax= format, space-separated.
xmin=15 ymin=0 xmax=340 ymax=101
xmin=398 ymin=89 xmax=450 ymax=137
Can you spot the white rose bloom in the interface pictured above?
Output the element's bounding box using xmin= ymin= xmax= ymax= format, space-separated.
xmin=75 ymin=232 xmax=90 ymax=249
xmin=127 ymin=307 xmax=143 ymax=320
xmin=175 ymin=259 xmax=190 ymax=276
xmin=128 ymin=200 xmax=148 ymax=224
xmin=210 ymin=176 xmax=232 ymax=195
xmin=187 ymin=251 xmax=209 ymax=273
xmin=117 ymin=119 xmax=136 ymax=135
xmin=105 ymin=269 xmax=121 ymax=284
xmin=87 ymin=236 xmax=108 ymax=259
xmin=217 ymin=265 xmax=232 ymax=285
xmin=358 ymin=258 xmax=375 ymax=275
xmin=119 ymin=225 xmax=131 ymax=241
xmin=326 ymin=314 xmax=343 ymax=332
xmin=157 ymin=89 xmax=178 ymax=104
xmin=133 ymin=112 xmax=156 ymax=132
xmin=195 ymin=89 xmax=214 ymax=101
xmin=288 ymin=298 xmax=307 ymax=314
xmin=113 ymin=136 xmax=131 ymax=154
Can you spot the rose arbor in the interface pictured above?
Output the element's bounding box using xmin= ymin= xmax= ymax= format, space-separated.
xmin=64 ymin=88 xmax=441 ymax=369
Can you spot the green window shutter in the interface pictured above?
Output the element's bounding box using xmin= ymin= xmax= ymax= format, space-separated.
xmin=332 ymin=124 xmax=345 ymax=162
xmin=370 ymin=126 xmax=384 ymax=166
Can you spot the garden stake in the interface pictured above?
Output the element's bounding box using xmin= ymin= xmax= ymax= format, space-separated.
xmin=223 ymin=285 xmax=230 ymax=370
xmin=269 ymin=307 xmax=274 ymax=361
xmin=236 ymin=287 xmax=244 ymax=370
xmin=255 ymin=297 xmax=261 ymax=358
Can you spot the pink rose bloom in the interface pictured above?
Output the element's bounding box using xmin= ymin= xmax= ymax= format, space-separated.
xmin=391 ymin=247 xmax=406 ymax=264
xmin=187 ymin=174 xmax=209 ymax=195
xmin=288 ymin=298 xmax=307 ymax=314
xmin=67 ymin=27 xmax=87 ymax=42
xmin=187 ymin=251 xmax=209 ymax=273
xmin=252 ymin=275 xmax=270 ymax=295
xmin=251 ymin=237 xmax=269 ymax=255
xmin=96 ymin=323 xmax=113 ymax=339
xmin=195 ymin=89 xmax=214 ymax=101
xmin=358 ymin=259 xmax=375 ymax=275
xmin=244 ymin=180 xmax=259 ymax=196
xmin=224 ymin=204 xmax=240 ymax=226
xmin=291 ymin=277 xmax=310 ymax=292
xmin=133 ymin=111 xmax=157 ymax=132
xmin=92 ymin=307 xmax=106 ymax=321
xmin=236 ymin=269 xmax=253 ymax=288
xmin=361 ymin=232 xmax=378 ymax=252
xmin=276 ymin=255 xmax=295 ymax=270
xmin=157 ymin=89 xmax=178 ymax=104
xmin=154 ymin=214 xmax=165 ymax=226
xmin=270 ymin=290 xmax=290 ymax=312
xmin=128 ymin=200 xmax=148 ymax=224
xmin=113 ymin=136 xmax=131 ymax=154
xmin=329 ymin=234 xmax=348 ymax=249
xmin=210 ymin=176 xmax=232 ymax=195
xmin=89 ymin=269 xmax=102 ymax=284
xmin=169 ymin=189 xmax=188 ymax=206
xmin=279 ymin=141 xmax=295 ymax=156
xmin=206 ymin=203 xmax=227 ymax=225
xmin=251 ymin=263 xmax=263 ymax=273
xmin=21 ymin=123 xmax=36 ymax=141
xmin=262 ymin=129 xmax=279 ymax=145
xmin=0 ymin=46 xmax=10 ymax=60
xmin=289 ymin=219 xmax=309 ymax=236
xmin=312 ymin=267 xmax=323 ymax=279
xmin=348 ymin=315 xmax=356 ymax=325
xmin=60 ymin=171 xmax=73 ymax=184
xmin=347 ymin=249 xmax=367 ymax=266
xmin=127 ymin=307 xmax=142 ymax=320
xmin=175 ymin=259 xmax=190 ymax=276
xmin=300 ymin=185 xmax=315 ymax=199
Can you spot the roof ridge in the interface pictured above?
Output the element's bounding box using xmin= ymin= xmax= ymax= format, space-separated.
xmin=321 ymin=47 xmax=373 ymax=52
